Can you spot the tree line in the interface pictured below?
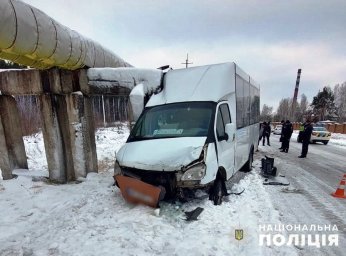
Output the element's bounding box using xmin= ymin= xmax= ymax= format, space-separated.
xmin=260 ymin=83 xmax=346 ymax=123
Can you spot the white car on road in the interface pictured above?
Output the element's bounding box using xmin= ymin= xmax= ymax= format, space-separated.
xmin=273 ymin=125 xmax=282 ymax=135
xmin=297 ymin=126 xmax=331 ymax=145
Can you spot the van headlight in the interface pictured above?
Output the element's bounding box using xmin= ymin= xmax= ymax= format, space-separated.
xmin=181 ymin=163 xmax=206 ymax=181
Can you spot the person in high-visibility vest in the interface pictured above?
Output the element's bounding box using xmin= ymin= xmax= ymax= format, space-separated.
xmin=299 ymin=119 xmax=313 ymax=158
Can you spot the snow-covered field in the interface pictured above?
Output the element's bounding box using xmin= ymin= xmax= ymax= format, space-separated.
xmin=0 ymin=125 xmax=303 ymax=255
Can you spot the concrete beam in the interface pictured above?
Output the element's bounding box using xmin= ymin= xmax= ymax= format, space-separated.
xmin=40 ymin=69 xmax=79 ymax=94
xmin=0 ymin=115 xmax=12 ymax=180
xmin=0 ymin=95 xmax=28 ymax=171
xmin=0 ymin=69 xmax=42 ymax=95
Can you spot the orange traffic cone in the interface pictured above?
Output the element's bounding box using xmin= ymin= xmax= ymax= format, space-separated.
xmin=331 ymin=174 xmax=346 ymax=199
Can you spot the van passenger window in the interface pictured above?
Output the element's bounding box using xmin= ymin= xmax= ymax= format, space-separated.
xmin=216 ymin=109 xmax=225 ymax=138
xmin=220 ymin=104 xmax=231 ymax=124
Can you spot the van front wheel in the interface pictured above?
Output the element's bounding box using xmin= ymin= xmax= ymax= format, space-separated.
xmin=210 ymin=178 xmax=224 ymax=206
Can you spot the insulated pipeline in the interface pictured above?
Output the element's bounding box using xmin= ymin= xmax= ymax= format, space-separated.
xmin=0 ymin=0 xmax=131 ymax=69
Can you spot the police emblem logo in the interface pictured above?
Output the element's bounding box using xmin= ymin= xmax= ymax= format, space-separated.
xmin=235 ymin=229 xmax=243 ymax=240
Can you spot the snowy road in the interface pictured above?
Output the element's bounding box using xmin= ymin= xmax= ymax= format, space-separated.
xmin=257 ymin=133 xmax=346 ymax=255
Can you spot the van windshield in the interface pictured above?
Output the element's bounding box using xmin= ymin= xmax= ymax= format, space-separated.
xmin=128 ymin=102 xmax=215 ymax=142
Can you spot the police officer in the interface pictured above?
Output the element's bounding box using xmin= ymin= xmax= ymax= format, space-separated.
xmin=281 ymin=120 xmax=293 ymax=153
xmin=262 ymin=122 xmax=271 ymax=146
xmin=299 ymin=119 xmax=313 ymax=158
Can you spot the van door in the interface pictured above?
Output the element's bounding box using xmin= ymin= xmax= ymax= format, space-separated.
xmin=214 ymin=102 xmax=235 ymax=179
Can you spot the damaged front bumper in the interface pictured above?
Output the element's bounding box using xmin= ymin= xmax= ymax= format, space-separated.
xmin=114 ymin=144 xmax=210 ymax=206
xmin=115 ymin=174 xmax=166 ymax=208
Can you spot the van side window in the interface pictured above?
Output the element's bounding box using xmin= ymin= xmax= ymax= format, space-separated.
xmin=220 ymin=104 xmax=231 ymax=124
xmin=216 ymin=109 xmax=225 ymax=138
xmin=216 ymin=103 xmax=231 ymax=140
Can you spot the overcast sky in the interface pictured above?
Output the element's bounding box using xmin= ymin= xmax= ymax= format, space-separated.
xmin=23 ymin=0 xmax=346 ymax=109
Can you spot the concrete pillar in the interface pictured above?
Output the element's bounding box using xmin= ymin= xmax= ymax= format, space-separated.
xmin=39 ymin=93 xmax=98 ymax=183
xmin=39 ymin=94 xmax=74 ymax=183
xmin=83 ymin=96 xmax=98 ymax=174
xmin=0 ymin=95 xmax=28 ymax=172
xmin=67 ymin=93 xmax=98 ymax=179
xmin=0 ymin=115 xmax=12 ymax=180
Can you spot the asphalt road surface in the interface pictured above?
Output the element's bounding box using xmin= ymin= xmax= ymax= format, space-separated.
xmin=256 ymin=134 xmax=346 ymax=256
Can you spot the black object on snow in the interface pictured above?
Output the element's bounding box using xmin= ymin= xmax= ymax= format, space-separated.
xmin=261 ymin=156 xmax=277 ymax=176
xmin=185 ymin=207 xmax=204 ymax=221
xmin=263 ymin=176 xmax=290 ymax=186
xmin=225 ymin=188 xmax=245 ymax=196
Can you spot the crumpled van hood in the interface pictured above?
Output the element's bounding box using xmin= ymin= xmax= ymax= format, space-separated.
xmin=117 ymin=137 xmax=206 ymax=172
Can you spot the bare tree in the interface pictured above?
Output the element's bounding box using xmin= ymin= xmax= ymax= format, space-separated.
xmin=260 ymin=104 xmax=273 ymax=122
xmin=294 ymin=94 xmax=308 ymax=122
xmin=275 ymin=98 xmax=291 ymax=121
xmin=300 ymin=94 xmax=308 ymax=115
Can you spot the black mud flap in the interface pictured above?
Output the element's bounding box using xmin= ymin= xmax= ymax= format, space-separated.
xmin=185 ymin=207 xmax=204 ymax=221
xmin=263 ymin=176 xmax=290 ymax=186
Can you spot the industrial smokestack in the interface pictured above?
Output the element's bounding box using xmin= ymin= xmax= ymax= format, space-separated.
xmin=291 ymin=69 xmax=302 ymax=121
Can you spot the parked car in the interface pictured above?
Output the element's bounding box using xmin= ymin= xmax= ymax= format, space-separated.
xmin=273 ymin=125 xmax=282 ymax=135
xmin=297 ymin=126 xmax=331 ymax=144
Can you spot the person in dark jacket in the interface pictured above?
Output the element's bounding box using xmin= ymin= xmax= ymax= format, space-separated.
xmin=280 ymin=120 xmax=293 ymax=153
xmin=299 ymin=119 xmax=313 ymax=158
xmin=262 ymin=122 xmax=271 ymax=146
xmin=258 ymin=122 xmax=264 ymax=146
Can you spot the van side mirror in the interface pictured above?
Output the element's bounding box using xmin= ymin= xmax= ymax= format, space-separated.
xmin=225 ymin=123 xmax=236 ymax=142
xmin=218 ymin=133 xmax=229 ymax=141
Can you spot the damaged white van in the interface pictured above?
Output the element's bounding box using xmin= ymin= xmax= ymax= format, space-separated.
xmin=114 ymin=62 xmax=260 ymax=206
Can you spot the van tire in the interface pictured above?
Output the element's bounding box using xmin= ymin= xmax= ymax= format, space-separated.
xmin=211 ymin=178 xmax=224 ymax=205
xmin=243 ymin=147 xmax=254 ymax=172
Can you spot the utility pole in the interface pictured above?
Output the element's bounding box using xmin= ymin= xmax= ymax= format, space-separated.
xmin=291 ymin=68 xmax=302 ymax=121
xmin=181 ymin=53 xmax=193 ymax=68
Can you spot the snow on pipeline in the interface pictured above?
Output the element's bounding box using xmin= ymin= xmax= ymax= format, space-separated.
xmin=0 ymin=124 xmax=296 ymax=255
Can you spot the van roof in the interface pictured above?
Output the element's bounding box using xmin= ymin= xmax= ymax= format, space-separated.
xmin=146 ymin=62 xmax=259 ymax=107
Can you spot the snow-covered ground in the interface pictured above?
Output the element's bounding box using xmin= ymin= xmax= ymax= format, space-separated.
xmin=0 ymin=125 xmax=315 ymax=255
xmin=259 ymin=134 xmax=346 ymax=255
xmin=330 ymin=133 xmax=346 ymax=147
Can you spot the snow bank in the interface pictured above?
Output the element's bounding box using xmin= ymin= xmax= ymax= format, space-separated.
xmin=330 ymin=133 xmax=346 ymax=147
xmin=23 ymin=131 xmax=49 ymax=176
xmin=95 ymin=124 xmax=130 ymax=170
